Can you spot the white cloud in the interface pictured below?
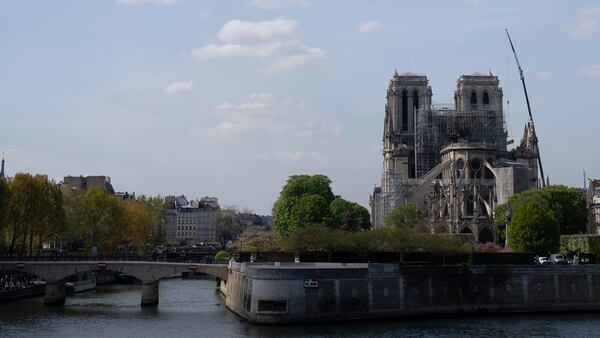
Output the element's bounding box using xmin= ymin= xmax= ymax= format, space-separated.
xmin=116 ymin=0 xmax=178 ymax=5
xmin=255 ymin=151 xmax=330 ymax=163
xmin=357 ymin=20 xmax=383 ymax=33
xmin=538 ymin=70 xmax=552 ymax=80
xmin=566 ymin=5 xmax=600 ymax=37
xmin=579 ymin=64 xmax=600 ymax=78
xmin=190 ymin=20 xmax=327 ymax=73
xmin=200 ymin=93 xmax=340 ymax=139
xmin=218 ymin=18 xmax=297 ymax=42
xmin=246 ymin=0 xmax=311 ymax=10
xmin=163 ymin=80 xmax=193 ymax=94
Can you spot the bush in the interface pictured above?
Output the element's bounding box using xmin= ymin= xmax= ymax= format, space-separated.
xmin=214 ymin=251 xmax=231 ymax=260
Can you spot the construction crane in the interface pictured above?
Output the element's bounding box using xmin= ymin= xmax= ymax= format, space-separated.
xmin=505 ymin=28 xmax=546 ymax=188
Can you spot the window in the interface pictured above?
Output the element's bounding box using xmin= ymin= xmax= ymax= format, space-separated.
xmin=401 ymin=90 xmax=408 ymax=131
xmin=470 ymin=91 xmax=478 ymax=110
xmin=257 ymin=300 xmax=287 ymax=313
xmin=482 ymin=92 xmax=490 ymax=109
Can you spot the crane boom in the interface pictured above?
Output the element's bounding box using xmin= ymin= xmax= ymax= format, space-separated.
xmin=505 ymin=28 xmax=546 ymax=188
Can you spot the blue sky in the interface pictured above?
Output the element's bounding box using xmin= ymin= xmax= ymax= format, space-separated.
xmin=1 ymin=0 xmax=600 ymax=214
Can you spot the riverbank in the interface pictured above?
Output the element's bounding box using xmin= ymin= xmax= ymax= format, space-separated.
xmin=226 ymin=262 xmax=600 ymax=324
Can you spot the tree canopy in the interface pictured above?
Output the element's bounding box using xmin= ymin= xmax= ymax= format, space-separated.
xmin=272 ymin=174 xmax=371 ymax=236
xmin=495 ymin=185 xmax=587 ymax=252
xmin=384 ymin=203 xmax=421 ymax=229
xmin=508 ymin=194 xmax=560 ymax=254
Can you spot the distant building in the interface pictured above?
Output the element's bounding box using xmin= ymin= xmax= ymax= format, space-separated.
xmin=164 ymin=195 xmax=220 ymax=245
xmin=370 ymin=71 xmax=540 ymax=242
xmin=0 ymin=157 xmax=5 ymax=181
xmin=63 ymin=175 xmax=115 ymax=194
xmin=115 ymin=191 xmax=136 ymax=200
xmin=587 ymin=180 xmax=600 ymax=234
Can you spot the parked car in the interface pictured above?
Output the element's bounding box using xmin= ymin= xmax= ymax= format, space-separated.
xmin=550 ymin=254 xmax=567 ymax=265
xmin=537 ymin=256 xmax=550 ymax=265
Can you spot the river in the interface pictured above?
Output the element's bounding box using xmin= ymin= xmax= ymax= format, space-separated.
xmin=2 ymin=278 xmax=600 ymax=337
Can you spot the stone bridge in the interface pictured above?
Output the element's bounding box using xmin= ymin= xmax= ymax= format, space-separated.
xmin=0 ymin=260 xmax=228 ymax=306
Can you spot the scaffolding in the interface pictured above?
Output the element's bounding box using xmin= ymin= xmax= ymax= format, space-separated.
xmin=415 ymin=107 xmax=507 ymax=178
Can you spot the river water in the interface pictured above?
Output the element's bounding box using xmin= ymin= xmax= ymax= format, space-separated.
xmin=2 ymin=278 xmax=600 ymax=337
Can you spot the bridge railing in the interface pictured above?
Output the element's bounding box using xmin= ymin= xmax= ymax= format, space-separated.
xmin=0 ymin=255 xmax=229 ymax=265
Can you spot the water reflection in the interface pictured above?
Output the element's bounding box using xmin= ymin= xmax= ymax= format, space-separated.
xmin=2 ymin=279 xmax=600 ymax=338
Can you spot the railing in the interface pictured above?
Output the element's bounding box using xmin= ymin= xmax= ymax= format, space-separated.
xmin=0 ymin=255 xmax=229 ymax=265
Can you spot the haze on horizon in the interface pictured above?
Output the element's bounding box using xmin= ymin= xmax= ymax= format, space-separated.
xmin=1 ymin=0 xmax=599 ymax=215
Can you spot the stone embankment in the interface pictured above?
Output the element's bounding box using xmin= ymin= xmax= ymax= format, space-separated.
xmin=225 ymin=262 xmax=600 ymax=323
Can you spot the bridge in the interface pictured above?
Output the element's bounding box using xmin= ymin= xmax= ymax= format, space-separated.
xmin=0 ymin=260 xmax=229 ymax=306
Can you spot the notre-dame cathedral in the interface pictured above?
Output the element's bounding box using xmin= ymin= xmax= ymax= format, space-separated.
xmin=370 ymin=71 xmax=540 ymax=243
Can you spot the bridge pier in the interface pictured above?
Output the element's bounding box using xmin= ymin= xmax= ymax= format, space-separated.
xmin=43 ymin=281 xmax=65 ymax=306
xmin=141 ymin=281 xmax=159 ymax=307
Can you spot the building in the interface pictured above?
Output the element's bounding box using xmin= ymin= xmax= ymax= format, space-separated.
xmin=63 ymin=175 xmax=115 ymax=194
xmin=164 ymin=195 xmax=220 ymax=245
xmin=370 ymin=71 xmax=540 ymax=242
xmin=0 ymin=157 xmax=5 ymax=181
xmin=587 ymin=180 xmax=600 ymax=234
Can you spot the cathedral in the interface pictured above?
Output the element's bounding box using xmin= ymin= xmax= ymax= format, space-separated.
xmin=370 ymin=71 xmax=540 ymax=243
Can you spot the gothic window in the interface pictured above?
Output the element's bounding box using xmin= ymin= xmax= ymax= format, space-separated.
xmin=401 ymin=90 xmax=408 ymax=131
xmin=482 ymin=92 xmax=490 ymax=109
xmin=466 ymin=195 xmax=474 ymax=215
xmin=470 ymin=91 xmax=478 ymax=110
xmin=413 ymin=90 xmax=419 ymax=111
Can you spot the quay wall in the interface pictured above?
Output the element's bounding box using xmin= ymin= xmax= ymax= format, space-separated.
xmin=225 ymin=262 xmax=600 ymax=323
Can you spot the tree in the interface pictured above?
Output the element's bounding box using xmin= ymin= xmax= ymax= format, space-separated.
xmin=215 ymin=206 xmax=244 ymax=249
xmin=135 ymin=195 xmax=167 ymax=246
xmin=542 ymin=185 xmax=587 ymax=235
xmin=3 ymin=174 xmax=64 ymax=256
xmin=508 ymin=195 xmax=560 ymax=254
xmin=272 ymin=175 xmax=335 ymax=236
xmin=235 ymin=227 xmax=280 ymax=252
xmin=328 ymin=197 xmax=371 ymax=231
xmin=82 ymin=188 xmax=125 ymax=254
xmin=0 ymin=178 xmax=10 ymax=250
xmin=122 ymin=200 xmax=154 ymax=253
xmin=384 ymin=203 xmax=421 ymax=229
xmin=289 ymin=194 xmax=330 ymax=230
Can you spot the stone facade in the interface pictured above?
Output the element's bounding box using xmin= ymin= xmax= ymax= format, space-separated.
xmin=370 ymin=71 xmax=539 ymax=241
xmin=226 ymin=262 xmax=600 ymax=324
xmin=63 ymin=175 xmax=115 ymax=194
xmin=164 ymin=195 xmax=220 ymax=245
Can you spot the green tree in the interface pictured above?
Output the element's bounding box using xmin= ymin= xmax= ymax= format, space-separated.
xmin=384 ymin=203 xmax=421 ymax=229
xmin=508 ymin=195 xmax=560 ymax=254
xmin=61 ymin=187 xmax=85 ymax=249
xmin=0 ymin=178 xmax=10 ymax=251
xmin=542 ymin=185 xmax=587 ymax=235
xmin=3 ymin=174 xmax=64 ymax=256
xmin=215 ymin=206 xmax=243 ymax=249
xmin=235 ymin=227 xmax=280 ymax=252
xmin=328 ymin=197 xmax=371 ymax=231
xmin=83 ymin=188 xmax=125 ymax=254
xmin=272 ymin=175 xmax=335 ymax=236
xmin=289 ymin=194 xmax=330 ymax=230
xmin=122 ymin=199 xmax=154 ymax=253
xmin=135 ymin=195 xmax=167 ymax=246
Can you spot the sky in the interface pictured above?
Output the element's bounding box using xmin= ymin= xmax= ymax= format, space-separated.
xmin=1 ymin=0 xmax=600 ymax=215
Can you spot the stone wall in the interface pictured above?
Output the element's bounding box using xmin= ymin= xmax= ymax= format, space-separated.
xmin=225 ymin=262 xmax=600 ymax=323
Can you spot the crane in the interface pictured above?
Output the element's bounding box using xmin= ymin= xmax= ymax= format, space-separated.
xmin=505 ymin=28 xmax=546 ymax=188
